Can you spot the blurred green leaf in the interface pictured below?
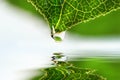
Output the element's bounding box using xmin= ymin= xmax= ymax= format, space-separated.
xmin=6 ymin=0 xmax=41 ymax=17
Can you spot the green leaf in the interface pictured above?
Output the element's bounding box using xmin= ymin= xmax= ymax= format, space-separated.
xmin=28 ymin=0 xmax=120 ymax=33
xmin=30 ymin=65 xmax=106 ymax=80
xmin=68 ymin=9 xmax=120 ymax=36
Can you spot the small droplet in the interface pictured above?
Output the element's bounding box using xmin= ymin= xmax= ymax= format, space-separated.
xmin=51 ymin=26 xmax=66 ymax=42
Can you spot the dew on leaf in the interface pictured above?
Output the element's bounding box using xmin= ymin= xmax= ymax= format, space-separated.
xmin=51 ymin=26 xmax=66 ymax=42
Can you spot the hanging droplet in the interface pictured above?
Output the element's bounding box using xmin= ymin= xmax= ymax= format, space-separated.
xmin=51 ymin=26 xmax=66 ymax=42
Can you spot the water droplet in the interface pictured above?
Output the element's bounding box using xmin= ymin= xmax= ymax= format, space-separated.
xmin=51 ymin=26 xmax=66 ymax=42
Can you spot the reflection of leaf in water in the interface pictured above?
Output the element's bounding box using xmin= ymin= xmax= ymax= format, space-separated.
xmin=30 ymin=65 xmax=106 ymax=80
xmin=28 ymin=0 xmax=120 ymax=33
xmin=70 ymin=57 xmax=120 ymax=80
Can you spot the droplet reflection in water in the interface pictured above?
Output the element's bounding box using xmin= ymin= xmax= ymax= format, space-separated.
xmin=51 ymin=26 xmax=66 ymax=42
xmin=51 ymin=53 xmax=68 ymax=65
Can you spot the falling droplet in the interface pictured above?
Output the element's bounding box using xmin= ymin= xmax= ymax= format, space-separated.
xmin=51 ymin=26 xmax=66 ymax=42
